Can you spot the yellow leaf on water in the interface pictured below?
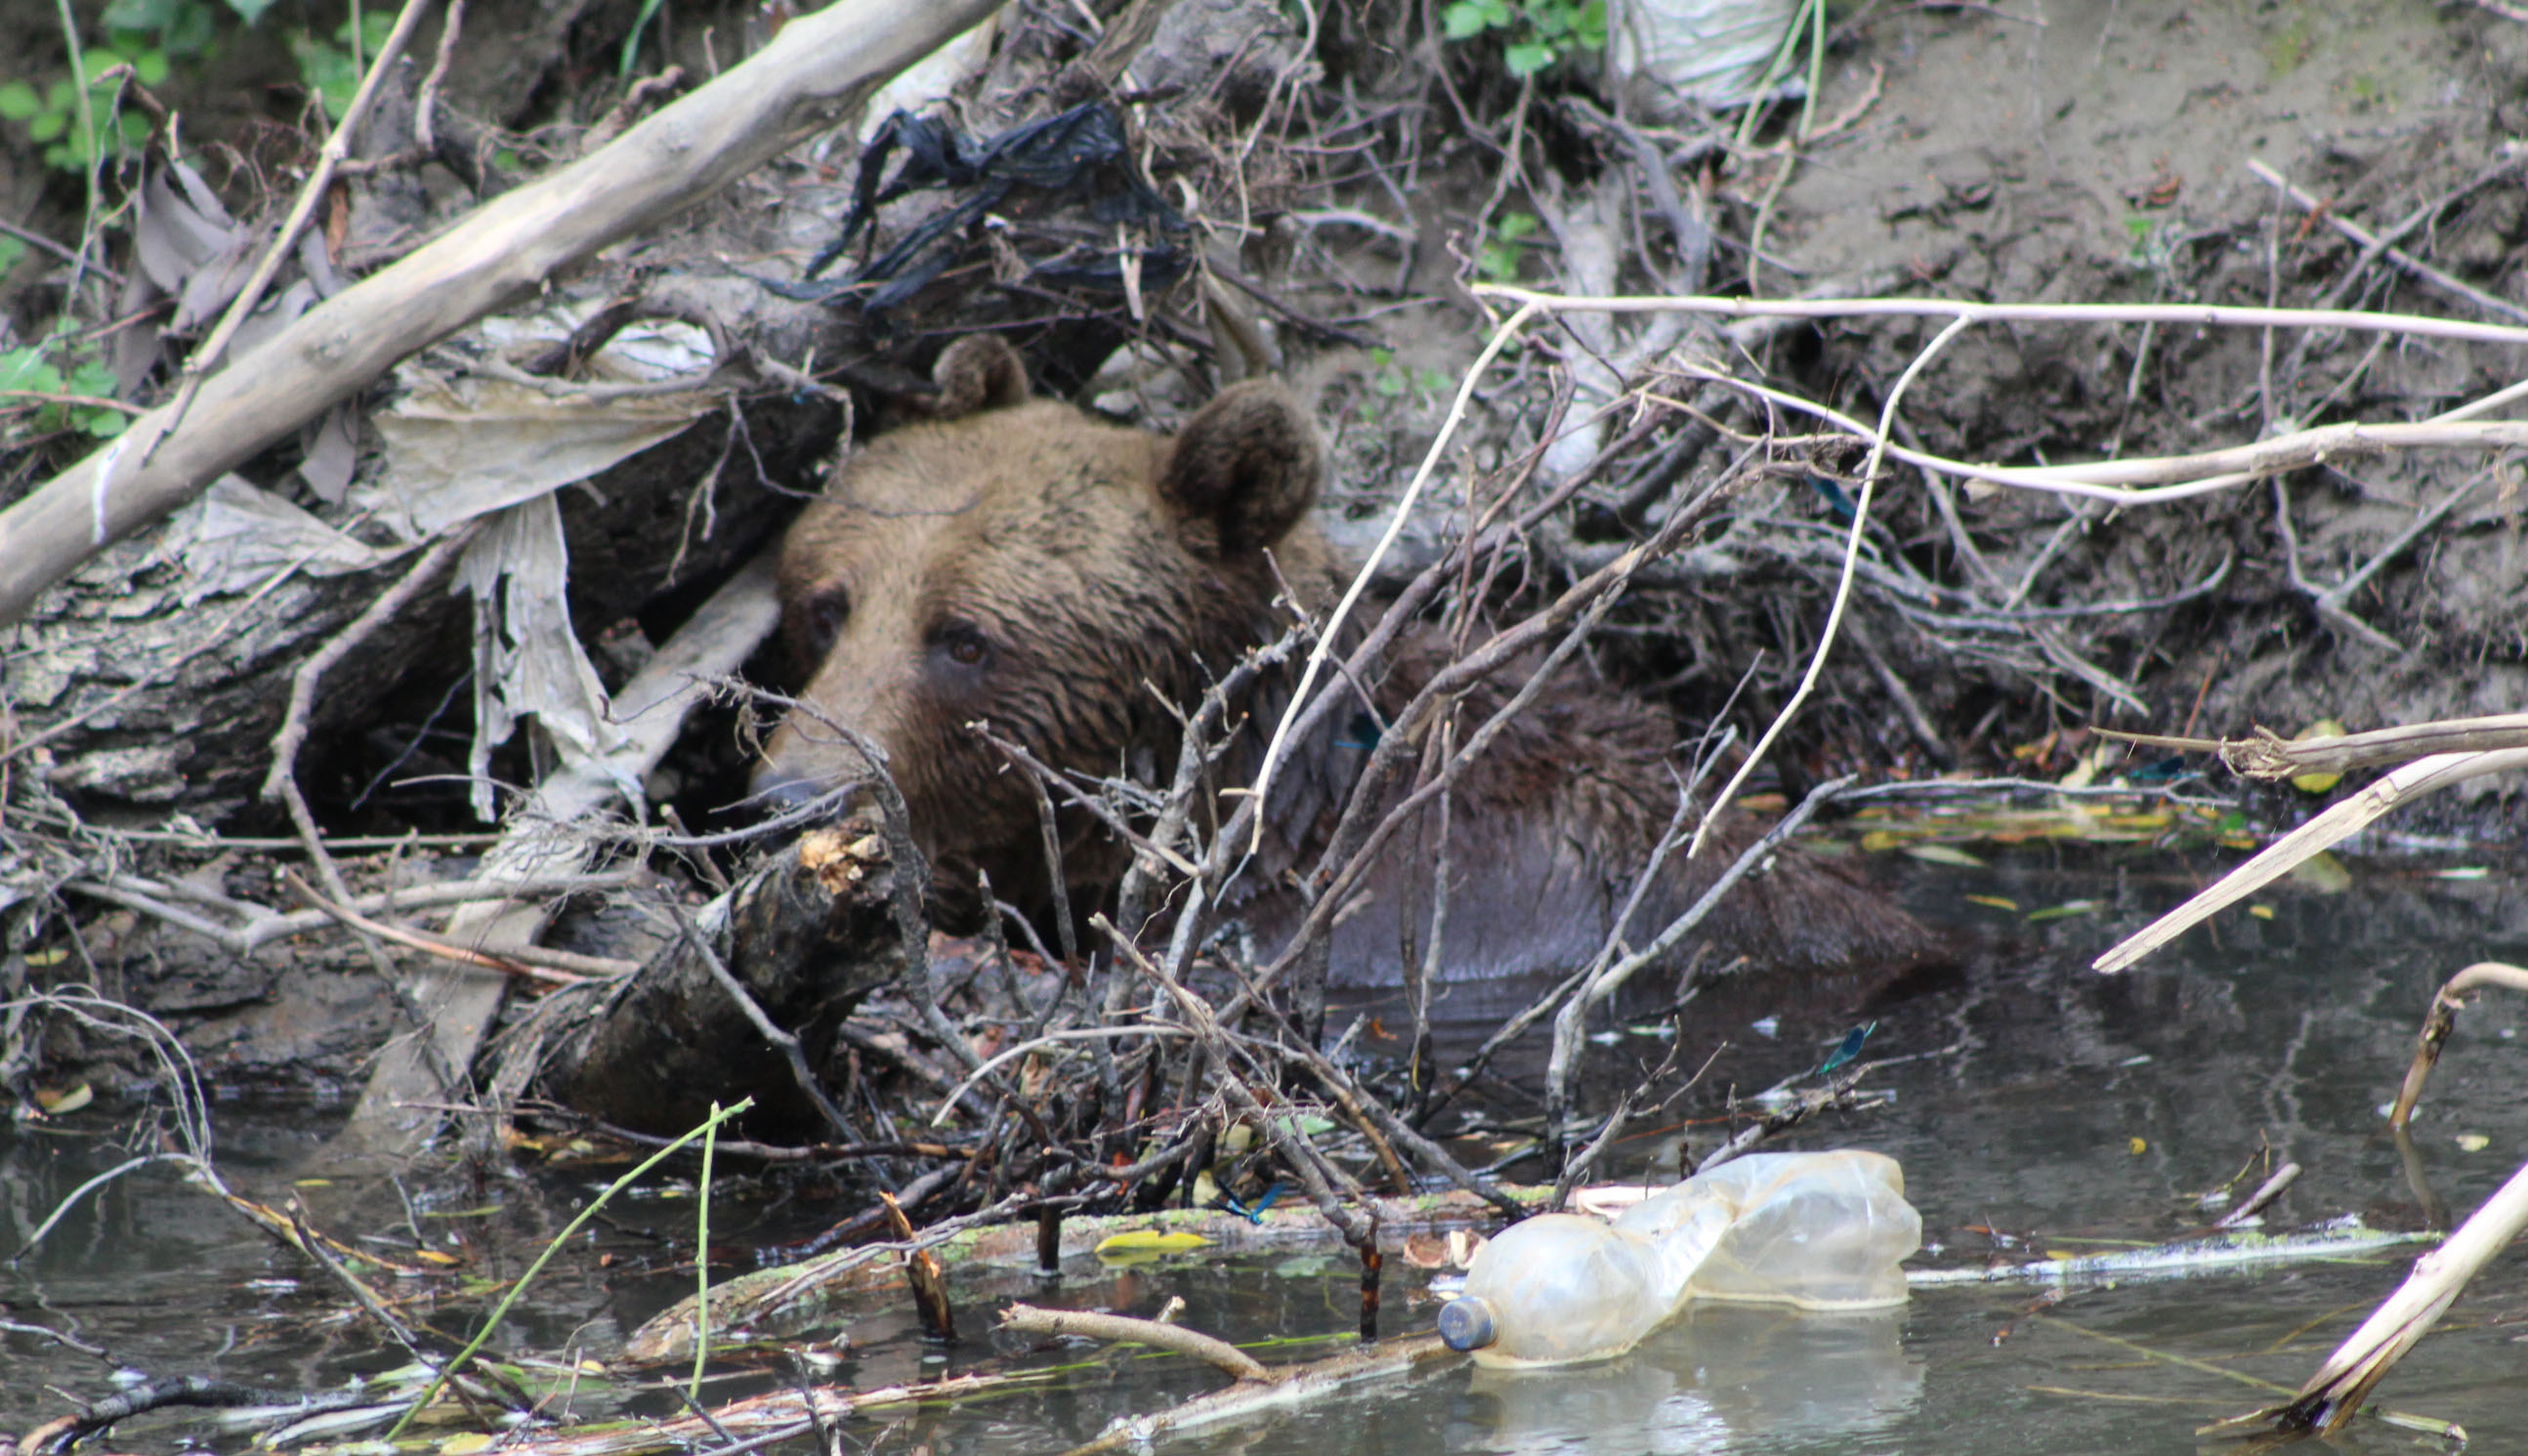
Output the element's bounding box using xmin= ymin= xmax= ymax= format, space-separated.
xmin=1963 ymin=894 xmax=2019 ymax=911
xmin=34 ymin=1083 xmax=92 ymax=1113
xmin=2128 ymin=1138 xmax=2148 ymax=1155
xmin=1903 ymin=844 xmax=1987 ymax=867
xmin=439 ymin=1435 xmax=497 ymax=1454
xmin=2456 ymin=1134 xmax=2491 ymax=1152
xmin=2248 ymin=903 xmax=2275 ymax=920
xmin=1094 ymin=1230 xmax=1212 ymax=1258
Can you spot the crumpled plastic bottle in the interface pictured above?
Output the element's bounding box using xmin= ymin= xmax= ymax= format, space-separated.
xmin=1437 ymin=1149 xmax=1920 ymax=1367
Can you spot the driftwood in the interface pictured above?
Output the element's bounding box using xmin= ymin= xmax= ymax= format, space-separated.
xmin=537 ymin=822 xmax=906 ymax=1134
xmin=331 ymin=554 xmax=783 ymax=1159
xmin=0 ymin=0 xmax=1002 ymax=630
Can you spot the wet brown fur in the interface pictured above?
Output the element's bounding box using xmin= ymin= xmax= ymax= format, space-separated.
xmin=759 ymin=337 xmax=1934 ymax=983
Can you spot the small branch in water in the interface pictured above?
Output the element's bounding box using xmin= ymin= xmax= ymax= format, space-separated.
xmin=1000 ymin=1302 xmax=1270 ymax=1383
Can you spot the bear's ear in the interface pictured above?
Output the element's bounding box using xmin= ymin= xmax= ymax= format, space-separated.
xmin=921 ymin=335 xmax=1033 ymax=419
xmin=1159 ymin=381 xmax=1323 ymax=557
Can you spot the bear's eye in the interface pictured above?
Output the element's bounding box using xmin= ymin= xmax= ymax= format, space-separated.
xmin=936 ymin=620 xmax=991 ymax=668
xmin=803 ymin=586 xmax=851 ymax=649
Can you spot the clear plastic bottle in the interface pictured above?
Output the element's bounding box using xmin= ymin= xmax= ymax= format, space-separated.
xmin=1438 ymin=1150 xmax=1918 ymax=1367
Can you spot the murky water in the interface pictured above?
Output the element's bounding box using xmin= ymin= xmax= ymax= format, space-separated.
xmin=9 ymin=843 xmax=2528 ymax=1452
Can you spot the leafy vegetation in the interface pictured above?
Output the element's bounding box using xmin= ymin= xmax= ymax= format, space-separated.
xmin=1441 ymin=0 xmax=1606 ymax=78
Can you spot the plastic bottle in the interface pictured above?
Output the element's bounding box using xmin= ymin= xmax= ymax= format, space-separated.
xmin=1437 ymin=1149 xmax=1919 ymax=1368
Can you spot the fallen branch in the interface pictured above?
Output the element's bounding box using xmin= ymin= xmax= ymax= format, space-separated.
xmin=2093 ymin=748 xmax=2528 ymax=973
xmin=0 ymin=0 xmax=1003 ymax=628
xmin=1061 ymin=1334 xmax=1461 ymax=1456
xmin=2100 ymin=714 xmax=2528 ymax=781
xmin=2388 ymin=961 xmax=2528 ymax=1130
xmin=2212 ymin=1157 xmax=2528 ymax=1436
xmin=1000 ymin=1302 xmax=1270 ymax=1383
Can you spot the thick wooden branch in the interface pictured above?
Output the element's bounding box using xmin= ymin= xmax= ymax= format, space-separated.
xmin=0 ymin=0 xmax=1003 ymax=628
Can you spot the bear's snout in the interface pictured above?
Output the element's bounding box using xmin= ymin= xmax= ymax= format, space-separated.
xmin=749 ymin=763 xmax=870 ymax=822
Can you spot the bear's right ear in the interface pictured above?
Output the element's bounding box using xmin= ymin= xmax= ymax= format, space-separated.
xmin=920 ymin=335 xmax=1033 ymax=419
xmin=1159 ymin=381 xmax=1324 ymax=557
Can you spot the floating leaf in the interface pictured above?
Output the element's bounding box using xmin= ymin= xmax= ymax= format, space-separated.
xmin=1903 ymin=843 xmax=1986 ymax=867
xmin=2429 ymin=866 xmax=2490 ymax=881
xmin=2455 ymin=1134 xmax=2490 ymax=1152
xmin=2247 ymin=903 xmax=2275 ymax=920
xmin=2128 ymin=1138 xmax=2147 ymax=1155
xmin=2024 ymin=900 xmax=2097 ymax=924
xmin=1962 ymin=894 xmax=2018 ymax=911
xmin=36 ymin=1083 xmax=93 ymax=1113
xmin=1094 ymin=1229 xmax=1212 ymax=1259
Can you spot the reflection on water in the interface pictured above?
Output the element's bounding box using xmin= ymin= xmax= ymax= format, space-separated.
xmin=1457 ymin=1306 xmax=1921 ymax=1455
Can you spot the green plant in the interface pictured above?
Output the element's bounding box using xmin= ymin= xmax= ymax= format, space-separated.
xmin=0 ymin=48 xmax=160 ymax=170
xmin=1443 ymin=0 xmax=1605 ymax=78
xmin=290 ymin=12 xmax=397 ymax=121
xmin=1477 ymin=209 xmax=1538 ymax=282
xmin=0 ymin=339 xmax=130 ymax=440
xmin=0 ymin=0 xmax=229 ymax=172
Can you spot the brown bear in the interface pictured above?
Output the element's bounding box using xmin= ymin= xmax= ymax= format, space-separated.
xmin=753 ymin=336 xmax=1933 ymax=986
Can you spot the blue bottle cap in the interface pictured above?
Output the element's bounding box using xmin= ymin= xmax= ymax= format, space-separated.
xmin=1437 ymin=1296 xmax=1497 ymax=1352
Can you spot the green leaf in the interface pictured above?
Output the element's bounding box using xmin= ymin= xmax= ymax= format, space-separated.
xmin=1495 ymin=210 xmax=1538 ymax=240
xmin=0 ymin=237 xmax=25 ymax=275
xmin=1504 ymin=40 xmax=1554 ymax=76
xmin=79 ymin=408 xmax=130 ymax=438
xmin=67 ymin=360 xmax=119 ymax=398
xmin=0 ymin=347 xmax=64 ymax=394
xmin=136 ymin=49 xmax=169 ymax=85
xmin=104 ymin=0 xmax=175 ymax=27
xmin=1442 ymin=2 xmax=1493 ymax=39
xmin=28 ymin=109 xmax=65 ymax=143
xmin=0 ymin=81 xmax=39 ymax=120
xmin=1575 ymin=0 xmax=1607 ymax=49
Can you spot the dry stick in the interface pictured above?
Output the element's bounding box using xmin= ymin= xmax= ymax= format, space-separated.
xmin=2249 ymin=1156 xmax=2528 ymax=1436
xmin=2250 ymin=158 xmax=2528 ymax=329
xmin=1101 ymin=918 xmax=1372 ymax=1248
xmin=0 ymin=0 xmax=1002 ymax=629
xmin=2270 ymin=477 xmax=2406 ymax=654
xmin=262 ymin=523 xmax=484 ymax=985
xmin=413 ymin=0 xmax=466 ymax=152
xmin=1000 ymin=1303 xmax=1270 ymax=1384
xmin=1473 ymin=283 xmax=2528 ymax=349
xmin=1415 ymin=726 xmax=1735 ymax=1128
xmin=279 ymin=871 xmax=607 ymax=982
xmin=150 ymin=0 xmax=438 ymax=450
xmin=1686 ymin=314 xmax=1970 ymax=859
xmin=2094 ymin=747 xmax=2528 ymax=973
xmin=69 ymin=869 xmax=637 ymax=952
xmin=1061 ymin=1336 xmax=1460 ymax=1456
xmin=2212 ymin=1162 xmax=2300 ymax=1231
xmin=1544 ymin=776 xmax=1854 ymax=1145
xmin=1244 ymin=298 xmax=1544 ymax=852
xmin=1229 ymin=468 xmax=1732 ymax=1025
xmin=2316 ymin=469 xmax=2487 ymax=622
xmin=2388 ymin=961 xmax=2528 ymax=1130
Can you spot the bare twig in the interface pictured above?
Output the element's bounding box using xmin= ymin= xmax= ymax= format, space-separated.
xmin=1000 ymin=1303 xmax=1270 ymax=1384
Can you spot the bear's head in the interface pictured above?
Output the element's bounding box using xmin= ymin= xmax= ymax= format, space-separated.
xmin=753 ymin=335 xmax=1332 ymax=928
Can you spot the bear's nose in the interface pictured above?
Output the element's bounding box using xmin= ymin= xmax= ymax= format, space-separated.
xmin=749 ymin=768 xmax=870 ymax=822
